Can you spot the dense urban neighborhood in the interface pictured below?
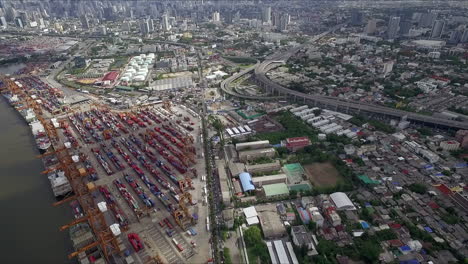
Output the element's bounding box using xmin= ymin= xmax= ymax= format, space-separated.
xmin=0 ymin=1 xmax=468 ymax=264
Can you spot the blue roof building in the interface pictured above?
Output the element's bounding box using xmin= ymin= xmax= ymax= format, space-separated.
xmin=239 ymin=172 xmax=255 ymax=192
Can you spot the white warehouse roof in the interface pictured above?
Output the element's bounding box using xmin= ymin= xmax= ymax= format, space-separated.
xmin=330 ymin=192 xmax=356 ymax=210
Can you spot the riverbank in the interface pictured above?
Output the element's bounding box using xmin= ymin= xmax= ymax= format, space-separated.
xmin=0 ymin=64 xmax=75 ymax=263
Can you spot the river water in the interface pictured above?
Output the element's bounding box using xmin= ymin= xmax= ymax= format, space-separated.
xmin=0 ymin=64 xmax=74 ymax=263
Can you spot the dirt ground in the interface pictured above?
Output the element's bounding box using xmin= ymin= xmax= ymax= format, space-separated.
xmin=304 ymin=162 xmax=342 ymax=187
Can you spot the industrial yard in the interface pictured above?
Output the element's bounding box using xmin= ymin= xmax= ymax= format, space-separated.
xmin=1 ymin=75 xmax=211 ymax=264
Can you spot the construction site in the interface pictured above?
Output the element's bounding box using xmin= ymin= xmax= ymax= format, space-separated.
xmin=0 ymin=75 xmax=211 ymax=264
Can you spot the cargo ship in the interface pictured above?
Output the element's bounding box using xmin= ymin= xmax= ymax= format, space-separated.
xmin=47 ymin=170 xmax=72 ymax=198
xmin=30 ymin=121 xmax=52 ymax=154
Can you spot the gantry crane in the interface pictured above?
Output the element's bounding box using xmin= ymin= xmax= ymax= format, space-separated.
xmin=172 ymin=192 xmax=194 ymax=230
xmin=3 ymin=77 xmax=122 ymax=262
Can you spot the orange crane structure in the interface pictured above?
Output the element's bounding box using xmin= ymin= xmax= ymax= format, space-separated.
xmin=1 ymin=75 xmax=122 ymax=262
xmin=172 ymin=192 xmax=195 ymax=230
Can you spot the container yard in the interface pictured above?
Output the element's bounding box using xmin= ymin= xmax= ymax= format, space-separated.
xmin=0 ymin=76 xmax=209 ymax=264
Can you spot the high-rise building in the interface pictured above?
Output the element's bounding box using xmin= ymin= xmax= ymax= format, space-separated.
xmin=419 ymin=12 xmax=436 ymax=28
xmin=0 ymin=16 xmax=7 ymax=28
xmin=387 ymin=16 xmax=400 ymax=39
xmin=6 ymin=7 xmax=16 ymax=22
xmin=399 ymin=21 xmax=412 ymax=35
xmin=212 ymin=11 xmax=220 ymax=23
xmin=430 ymin=20 xmax=445 ymax=38
xmin=382 ymin=61 xmax=394 ymax=76
xmin=140 ymin=19 xmax=150 ymax=34
xmin=351 ymin=10 xmax=363 ymax=26
xmin=277 ymin=13 xmax=289 ymax=31
xmin=80 ymin=15 xmax=90 ymax=29
xmin=122 ymin=21 xmax=131 ymax=32
xmin=461 ymin=29 xmax=468 ymax=43
xmin=365 ymin=19 xmax=377 ymax=35
xmin=262 ymin=6 xmax=271 ymax=24
xmin=100 ymin=25 xmax=107 ymax=35
xmin=19 ymin=11 xmax=28 ymax=25
xmin=225 ymin=12 xmax=233 ymax=24
xmin=162 ymin=14 xmax=171 ymax=31
xmin=448 ymin=30 xmax=462 ymax=44
xmin=148 ymin=19 xmax=154 ymax=32
xmin=14 ymin=17 xmax=23 ymax=28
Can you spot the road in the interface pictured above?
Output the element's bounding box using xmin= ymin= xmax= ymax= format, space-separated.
xmin=220 ymin=26 xmax=468 ymax=130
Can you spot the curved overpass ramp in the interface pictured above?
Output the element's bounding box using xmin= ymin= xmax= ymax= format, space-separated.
xmin=220 ymin=36 xmax=468 ymax=130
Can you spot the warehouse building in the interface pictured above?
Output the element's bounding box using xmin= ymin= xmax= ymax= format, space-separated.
xmin=263 ymin=183 xmax=290 ymax=199
xmin=257 ymin=204 xmax=287 ymax=239
xmin=291 ymin=225 xmax=318 ymax=256
xmin=228 ymin=161 xmax=245 ymax=177
xmin=238 ymin=148 xmax=276 ymax=162
xmin=330 ymin=192 xmax=356 ymax=211
xmin=245 ymin=160 xmax=281 ymax=174
xmin=235 ymin=140 xmax=270 ymax=151
xmin=217 ymin=160 xmax=231 ymax=206
xmin=252 ymin=174 xmax=288 ymax=187
xmin=239 ymin=172 xmax=255 ymax=192
xmin=285 ymin=137 xmax=311 ymax=152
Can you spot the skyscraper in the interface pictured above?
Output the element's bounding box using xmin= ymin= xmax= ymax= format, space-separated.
xmin=399 ymin=21 xmax=412 ymax=36
xmin=0 ymin=16 xmax=7 ymax=28
xmin=365 ymin=19 xmax=377 ymax=35
xmin=140 ymin=19 xmax=150 ymax=34
xmin=80 ymin=15 xmax=90 ymax=29
xmin=387 ymin=16 xmax=400 ymax=39
xmin=419 ymin=12 xmax=436 ymax=28
xmin=212 ymin=11 xmax=220 ymax=23
xmin=449 ymin=30 xmax=462 ymax=44
xmin=14 ymin=17 xmax=23 ymax=28
xmin=351 ymin=10 xmax=363 ymax=26
xmin=262 ymin=6 xmax=271 ymax=24
xmin=277 ymin=13 xmax=289 ymax=31
xmin=461 ymin=29 xmax=468 ymax=43
xmin=162 ymin=14 xmax=171 ymax=31
xmin=430 ymin=20 xmax=445 ymax=38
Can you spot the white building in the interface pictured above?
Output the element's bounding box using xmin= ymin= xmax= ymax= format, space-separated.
xmin=330 ymin=192 xmax=356 ymax=210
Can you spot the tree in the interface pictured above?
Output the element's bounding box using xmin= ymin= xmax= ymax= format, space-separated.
xmin=313 ymin=109 xmax=322 ymax=116
xmin=243 ymin=226 xmax=263 ymax=246
xmin=223 ymin=247 xmax=233 ymax=264
xmin=408 ymin=183 xmax=427 ymax=194
xmin=307 ymin=221 xmax=317 ymax=232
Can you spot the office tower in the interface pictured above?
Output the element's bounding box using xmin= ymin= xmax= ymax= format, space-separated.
xmin=80 ymin=15 xmax=90 ymax=29
xmin=149 ymin=19 xmax=154 ymax=32
xmin=100 ymin=25 xmax=107 ymax=35
xmin=225 ymin=12 xmax=233 ymax=24
xmin=14 ymin=17 xmax=23 ymax=28
xmin=399 ymin=21 xmax=412 ymax=35
xmin=277 ymin=13 xmax=289 ymax=31
xmin=262 ymin=6 xmax=271 ymax=24
xmin=387 ymin=16 xmax=400 ymax=39
xmin=212 ymin=11 xmax=220 ymax=23
xmin=140 ymin=19 xmax=150 ymax=34
xmin=419 ymin=12 xmax=436 ymax=28
xmin=448 ymin=30 xmax=462 ymax=44
xmin=431 ymin=20 xmax=445 ymax=38
xmin=162 ymin=14 xmax=171 ymax=31
xmin=38 ymin=18 xmax=45 ymax=29
xmin=6 ymin=6 xmax=16 ymax=21
xmin=365 ymin=19 xmax=377 ymax=35
xmin=351 ymin=10 xmax=363 ymax=26
xmin=19 ymin=11 xmax=28 ymax=25
xmin=461 ymin=29 xmax=468 ymax=43
xmin=382 ymin=61 xmax=394 ymax=76
xmin=122 ymin=21 xmax=131 ymax=31
xmin=0 ymin=16 xmax=7 ymax=28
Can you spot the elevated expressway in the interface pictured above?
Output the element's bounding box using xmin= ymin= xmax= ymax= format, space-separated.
xmin=221 ymin=36 xmax=468 ymax=130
